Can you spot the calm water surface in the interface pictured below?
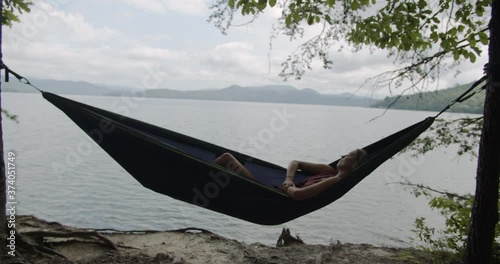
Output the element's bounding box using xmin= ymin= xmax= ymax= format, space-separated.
xmin=2 ymin=92 xmax=477 ymax=247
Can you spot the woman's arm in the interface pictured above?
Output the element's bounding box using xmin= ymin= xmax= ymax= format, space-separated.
xmin=285 ymin=160 xmax=299 ymax=182
xmin=286 ymin=175 xmax=342 ymax=201
xmin=282 ymin=160 xmax=337 ymax=191
xmin=296 ymin=161 xmax=337 ymax=175
xmin=286 ymin=160 xmax=336 ymax=181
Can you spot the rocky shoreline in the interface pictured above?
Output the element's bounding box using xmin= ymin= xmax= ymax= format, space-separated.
xmin=2 ymin=215 xmax=442 ymax=264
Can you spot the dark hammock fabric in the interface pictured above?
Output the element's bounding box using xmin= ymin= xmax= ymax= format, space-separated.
xmin=42 ymin=92 xmax=435 ymax=225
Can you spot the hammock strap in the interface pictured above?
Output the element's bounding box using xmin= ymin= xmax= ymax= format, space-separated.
xmin=434 ymin=75 xmax=488 ymax=118
xmin=0 ymin=63 xmax=43 ymax=93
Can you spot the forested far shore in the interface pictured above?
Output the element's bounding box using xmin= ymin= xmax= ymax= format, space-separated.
xmin=371 ymin=82 xmax=485 ymax=114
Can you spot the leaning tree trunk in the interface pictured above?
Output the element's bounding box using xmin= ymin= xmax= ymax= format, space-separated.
xmin=0 ymin=0 xmax=6 ymax=257
xmin=463 ymin=0 xmax=500 ymax=263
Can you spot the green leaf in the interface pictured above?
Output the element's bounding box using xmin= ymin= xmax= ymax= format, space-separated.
xmin=269 ymin=0 xmax=277 ymax=7
xmin=476 ymin=5 xmax=484 ymax=16
xmin=325 ymin=14 xmax=332 ymax=24
xmin=307 ymin=15 xmax=314 ymax=25
xmin=418 ymin=0 xmax=427 ymax=9
xmin=462 ymin=50 xmax=469 ymax=59
xmin=285 ymin=14 xmax=292 ymax=27
xmin=327 ymin=0 xmax=335 ymax=7
xmin=293 ymin=12 xmax=301 ymax=23
xmin=478 ymin=32 xmax=489 ymax=45
xmin=430 ymin=32 xmax=438 ymax=42
xmin=241 ymin=5 xmax=248 ymax=15
xmin=257 ymin=0 xmax=267 ymax=11
xmin=468 ymin=36 xmax=477 ymax=47
xmin=236 ymin=0 xmax=247 ymax=8
xmin=228 ymin=0 xmax=235 ymax=8
xmin=351 ymin=0 xmax=360 ymax=10
xmin=453 ymin=49 xmax=460 ymax=60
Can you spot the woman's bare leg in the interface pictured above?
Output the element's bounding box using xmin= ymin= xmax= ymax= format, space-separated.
xmin=214 ymin=153 xmax=254 ymax=179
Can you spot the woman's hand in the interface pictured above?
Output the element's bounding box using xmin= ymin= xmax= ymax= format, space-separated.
xmin=281 ymin=180 xmax=295 ymax=192
xmin=285 ymin=186 xmax=300 ymax=200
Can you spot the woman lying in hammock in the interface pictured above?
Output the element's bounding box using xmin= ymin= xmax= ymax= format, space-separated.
xmin=213 ymin=149 xmax=368 ymax=201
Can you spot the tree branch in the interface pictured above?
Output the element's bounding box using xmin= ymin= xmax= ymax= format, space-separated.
xmin=388 ymin=181 xmax=469 ymax=200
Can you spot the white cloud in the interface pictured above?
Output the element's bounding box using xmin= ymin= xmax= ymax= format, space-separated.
xmin=50 ymin=11 xmax=119 ymax=43
xmin=5 ymin=2 xmax=120 ymax=49
xmin=119 ymin=0 xmax=167 ymax=13
xmin=214 ymin=41 xmax=253 ymax=52
xmin=204 ymin=42 xmax=268 ymax=76
xmin=164 ymin=0 xmax=206 ymax=14
xmin=137 ymin=33 xmax=172 ymax=44
xmin=128 ymin=46 xmax=188 ymax=61
xmin=3 ymin=39 xmax=191 ymax=89
xmin=119 ymin=0 xmax=206 ymax=14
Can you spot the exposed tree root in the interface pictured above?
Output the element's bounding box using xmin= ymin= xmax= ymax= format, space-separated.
xmin=7 ymin=228 xmax=119 ymax=264
xmin=21 ymin=230 xmax=118 ymax=251
xmin=276 ymin=228 xmax=304 ymax=247
xmin=171 ymin=227 xmax=215 ymax=234
xmin=15 ymin=232 xmax=69 ymax=260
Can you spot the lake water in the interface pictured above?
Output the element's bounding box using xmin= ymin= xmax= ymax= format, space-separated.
xmin=2 ymin=92 xmax=478 ymax=247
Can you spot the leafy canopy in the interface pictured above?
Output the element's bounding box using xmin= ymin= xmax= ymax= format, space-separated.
xmin=209 ymin=0 xmax=490 ymax=86
xmin=1 ymin=0 xmax=32 ymax=27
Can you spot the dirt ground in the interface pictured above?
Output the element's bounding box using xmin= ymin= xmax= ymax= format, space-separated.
xmin=3 ymin=215 xmax=443 ymax=264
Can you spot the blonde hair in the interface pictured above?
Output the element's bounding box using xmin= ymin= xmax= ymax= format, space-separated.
xmin=352 ymin=148 xmax=368 ymax=169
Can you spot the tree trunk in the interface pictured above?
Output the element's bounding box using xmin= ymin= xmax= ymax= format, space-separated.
xmin=0 ymin=0 xmax=6 ymax=257
xmin=463 ymin=0 xmax=500 ymax=263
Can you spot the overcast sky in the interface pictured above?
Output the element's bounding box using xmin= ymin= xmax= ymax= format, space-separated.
xmin=2 ymin=0 xmax=488 ymax=96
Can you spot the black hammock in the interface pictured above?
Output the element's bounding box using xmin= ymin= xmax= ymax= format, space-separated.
xmin=42 ymin=92 xmax=435 ymax=225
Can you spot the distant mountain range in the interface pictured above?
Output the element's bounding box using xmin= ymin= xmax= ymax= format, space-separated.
xmin=137 ymin=84 xmax=372 ymax=107
xmin=2 ymin=78 xmax=373 ymax=107
xmin=2 ymin=77 xmax=482 ymax=113
xmin=1 ymin=78 xmax=121 ymax=96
